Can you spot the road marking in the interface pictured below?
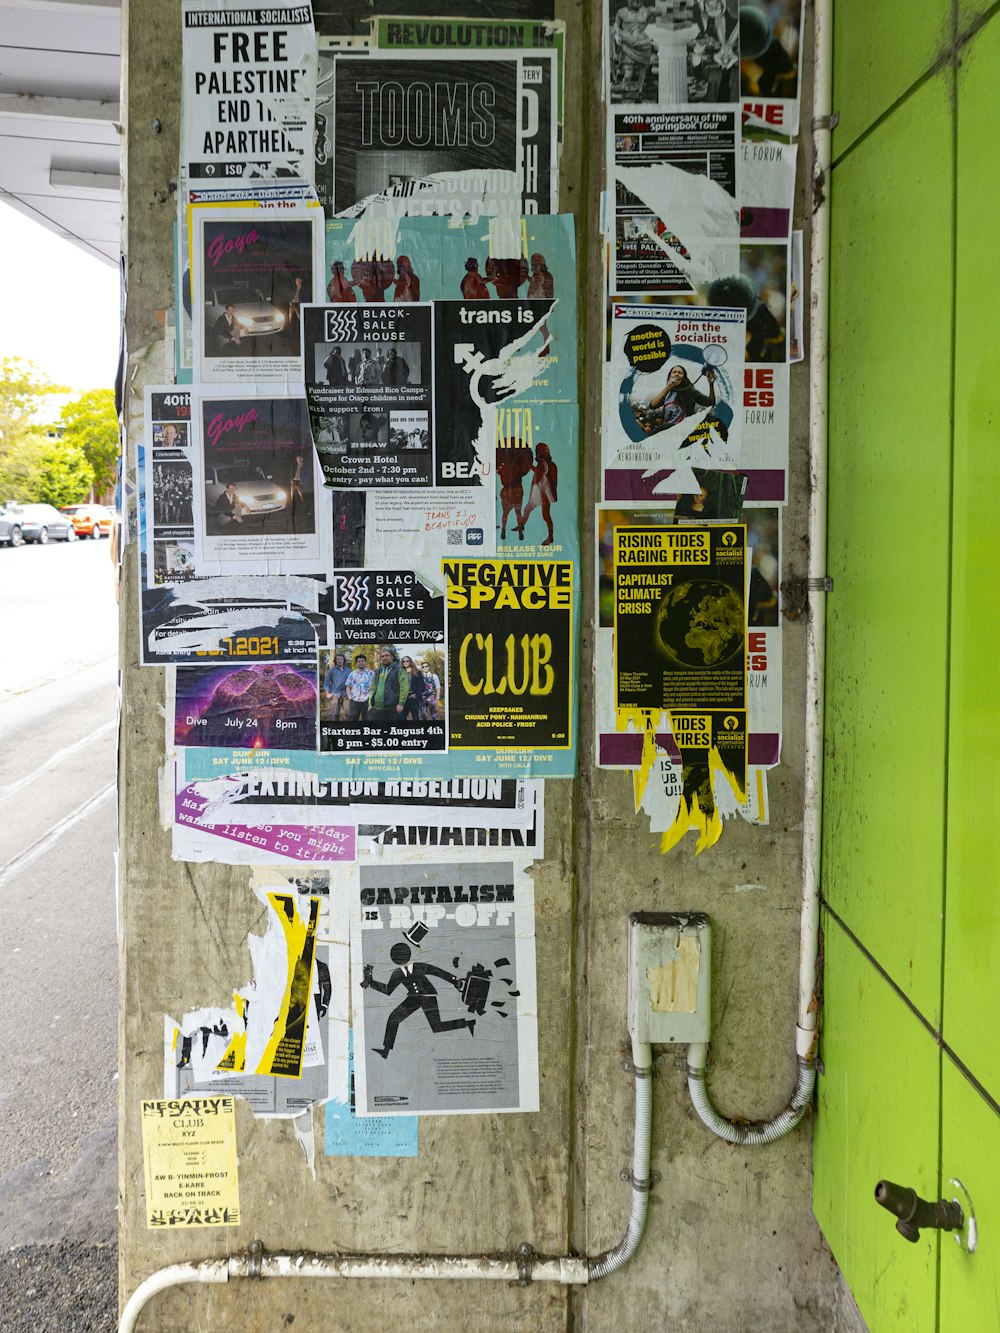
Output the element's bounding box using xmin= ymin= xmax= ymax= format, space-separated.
xmin=0 ymin=783 xmax=115 ymax=890
xmin=0 ymin=719 xmax=117 ymax=802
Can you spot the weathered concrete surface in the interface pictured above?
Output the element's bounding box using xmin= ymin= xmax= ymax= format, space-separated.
xmin=119 ymin=0 xmax=850 ymax=1328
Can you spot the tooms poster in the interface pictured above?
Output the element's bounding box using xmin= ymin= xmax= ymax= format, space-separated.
xmin=352 ymin=860 xmax=538 ymax=1115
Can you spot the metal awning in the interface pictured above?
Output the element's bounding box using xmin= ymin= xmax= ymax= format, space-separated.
xmin=0 ymin=0 xmax=121 ymax=265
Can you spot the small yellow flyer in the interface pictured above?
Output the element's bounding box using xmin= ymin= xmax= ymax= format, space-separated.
xmin=141 ymin=1096 xmax=240 ymax=1229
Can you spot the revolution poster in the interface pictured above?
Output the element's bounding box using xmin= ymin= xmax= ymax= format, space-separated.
xmin=351 ymin=860 xmax=538 ymax=1115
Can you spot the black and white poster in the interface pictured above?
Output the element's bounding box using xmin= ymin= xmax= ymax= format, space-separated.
xmin=302 ymin=302 xmax=434 ymax=487
xmin=433 ymin=298 xmax=558 ymax=485
xmin=181 ymin=0 xmax=317 ymax=185
xmin=321 ymin=51 xmax=556 ymax=217
xmin=318 ymin=569 xmax=446 ymax=755
xmin=352 ymin=861 xmax=538 ymax=1115
xmin=608 ymin=0 xmax=738 ymax=106
xmin=609 ymin=105 xmax=739 ymax=294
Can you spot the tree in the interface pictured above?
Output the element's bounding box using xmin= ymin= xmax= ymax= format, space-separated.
xmin=59 ymin=389 xmax=119 ymax=498
xmin=0 ymin=358 xmax=68 ymax=455
xmin=0 ymin=434 xmax=93 ymax=507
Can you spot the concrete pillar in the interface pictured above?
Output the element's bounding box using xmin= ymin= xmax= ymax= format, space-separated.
xmin=119 ymin=0 xmax=845 ymax=1327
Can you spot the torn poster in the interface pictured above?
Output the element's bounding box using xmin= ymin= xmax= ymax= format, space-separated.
xmin=190 ymin=204 xmax=325 ymax=384
xmin=740 ymin=0 xmax=805 ymax=136
xmin=740 ymin=363 xmax=788 ymax=502
xmin=444 ymin=559 xmax=575 ymax=764
xmin=325 ymin=1030 xmax=419 ymax=1156
xmin=740 ymin=135 xmax=797 ymax=241
xmin=143 ymin=387 xmax=198 ymax=592
xmin=603 ymin=303 xmax=745 ymax=497
xmin=173 ymin=761 xmax=537 ymax=828
xmin=352 ymin=860 xmax=538 ymax=1115
xmin=302 ymin=302 xmax=436 ymax=488
xmin=180 ymin=0 xmax=317 ymax=186
xmin=141 ymin=1095 xmax=240 ymax=1228
xmin=640 ymin=756 xmax=768 ymax=835
xmin=607 ymin=0 xmax=739 ymax=105
xmin=322 ymin=213 xmax=575 ymax=309
xmin=172 ymin=759 xmax=356 ymax=865
xmin=315 ymin=0 xmax=555 ymax=39
xmin=609 ymin=105 xmax=739 ymax=295
xmin=357 ymin=798 xmax=544 ymax=860
xmin=318 ymin=51 xmax=557 ymax=218
xmin=175 ymin=660 xmax=319 ymax=751
xmin=789 ymin=230 xmax=803 ymax=362
xmin=613 ymin=524 xmax=746 ymax=714
xmin=192 ymin=389 xmax=323 ymax=568
xmin=318 ymin=570 xmax=446 ymax=755
xmin=339 ymin=486 xmax=497 ymax=564
xmin=433 ymin=298 xmax=570 ymax=487
xmin=164 ymin=882 xmax=343 ymax=1118
xmin=141 ymin=573 xmax=330 ymax=666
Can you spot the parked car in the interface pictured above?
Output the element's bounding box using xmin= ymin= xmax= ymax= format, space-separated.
xmin=0 ymin=502 xmax=76 ymax=545
xmin=60 ymin=503 xmax=113 ymax=539
xmin=204 ymin=465 xmax=288 ymax=521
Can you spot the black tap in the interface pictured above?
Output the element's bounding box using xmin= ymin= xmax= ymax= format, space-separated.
xmin=874 ymin=1180 xmax=965 ymax=1244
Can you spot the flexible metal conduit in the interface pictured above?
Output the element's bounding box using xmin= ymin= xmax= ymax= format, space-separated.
xmin=118 ymin=1039 xmax=653 ymax=1332
xmin=685 ymin=0 xmax=833 ymax=1147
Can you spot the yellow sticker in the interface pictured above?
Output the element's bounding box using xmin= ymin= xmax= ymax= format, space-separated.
xmin=141 ymin=1096 xmax=240 ymax=1229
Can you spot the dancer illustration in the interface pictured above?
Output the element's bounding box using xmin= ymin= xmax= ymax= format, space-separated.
xmin=362 ymin=942 xmax=474 ymax=1059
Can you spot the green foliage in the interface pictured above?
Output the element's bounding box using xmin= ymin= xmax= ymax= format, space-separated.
xmin=59 ymin=388 xmax=119 ymax=497
xmin=0 ymin=357 xmax=69 ymax=453
xmin=0 ymin=433 xmax=94 ymax=507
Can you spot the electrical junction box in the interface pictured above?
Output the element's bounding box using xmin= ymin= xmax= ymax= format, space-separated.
xmin=627 ymin=912 xmax=711 ymax=1045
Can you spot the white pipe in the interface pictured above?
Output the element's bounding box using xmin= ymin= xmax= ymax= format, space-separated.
xmin=118 ymin=1044 xmax=652 ymax=1331
xmin=588 ymin=1037 xmax=653 ymax=1279
xmin=686 ymin=0 xmax=833 ymax=1143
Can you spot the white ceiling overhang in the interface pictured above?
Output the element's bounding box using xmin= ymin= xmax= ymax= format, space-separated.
xmin=0 ymin=0 xmax=122 ymax=265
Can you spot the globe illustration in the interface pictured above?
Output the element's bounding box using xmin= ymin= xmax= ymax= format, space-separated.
xmin=655 ymin=581 xmax=744 ymax=667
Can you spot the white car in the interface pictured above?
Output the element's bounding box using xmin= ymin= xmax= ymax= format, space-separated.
xmin=204 ymin=465 xmax=288 ymax=520
xmin=205 ymin=285 xmax=286 ymax=346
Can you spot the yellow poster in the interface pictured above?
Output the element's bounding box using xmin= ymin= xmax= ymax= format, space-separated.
xmin=141 ymin=1095 xmax=240 ymax=1229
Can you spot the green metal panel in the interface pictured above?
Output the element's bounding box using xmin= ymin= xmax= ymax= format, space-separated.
xmin=823 ymin=74 xmax=954 ymax=1022
xmin=939 ymin=1062 xmax=1000 ymax=1327
xmin=943 ymin=9 xmax=1000 ymax=1102
xmin=813 ymin=913 xmax=939 ymax=1331
xmin=832 ymin=0 xmax=952 ymax=154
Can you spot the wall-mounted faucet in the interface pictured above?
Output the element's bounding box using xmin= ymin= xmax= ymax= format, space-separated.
xmin=874 ymin=1180 xmax=965 ymax=1244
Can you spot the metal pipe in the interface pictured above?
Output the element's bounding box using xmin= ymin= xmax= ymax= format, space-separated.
xmin=685 ymin=0 xmax=833 ymax=1143
xmin=117 ymin=1043 xmax=653 ymax=1331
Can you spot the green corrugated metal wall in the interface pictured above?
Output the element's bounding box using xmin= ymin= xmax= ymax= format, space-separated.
xmin=813 ymin=2 xmax=1000 ymax=1328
